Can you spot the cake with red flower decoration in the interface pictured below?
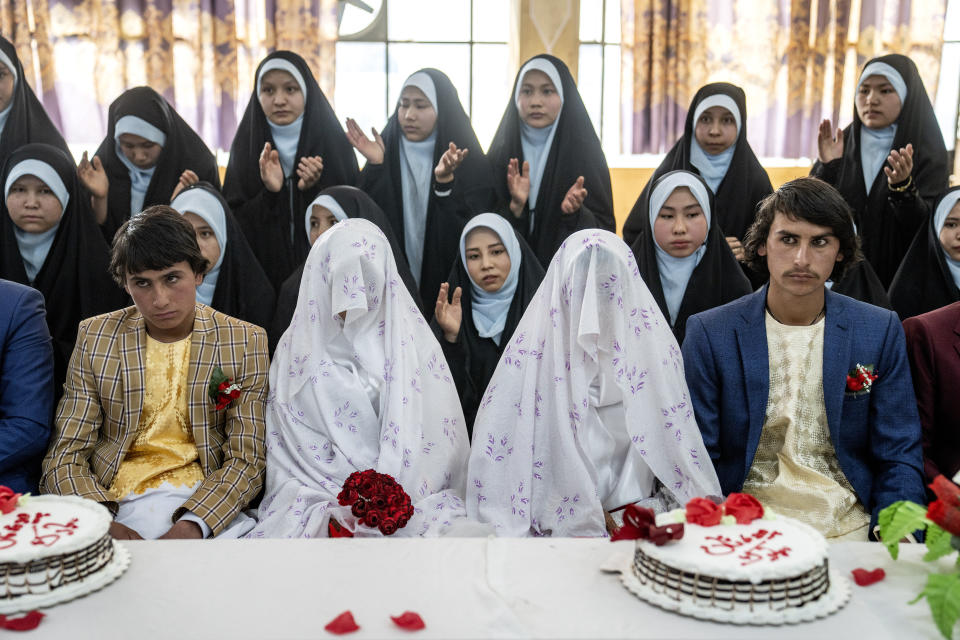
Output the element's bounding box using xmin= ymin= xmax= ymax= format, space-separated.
xmin=0 ymin=490 xmax=130 ymax=613
xmin=617 ymin=494 xmax=850 ymax=624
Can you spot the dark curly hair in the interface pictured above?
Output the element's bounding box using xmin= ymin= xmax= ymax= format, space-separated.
xmin=743 ymin=177 xmax=863 ymax=282
xmin=109 ymin=205 xmax=209 ymax=287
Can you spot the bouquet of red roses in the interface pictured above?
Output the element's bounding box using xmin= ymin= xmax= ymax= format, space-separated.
xmin=336 ymin=469 xmax=414 ymax=536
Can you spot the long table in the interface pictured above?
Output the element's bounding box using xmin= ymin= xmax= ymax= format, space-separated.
xmin=19 ymin=538 xmax=950 ymax=639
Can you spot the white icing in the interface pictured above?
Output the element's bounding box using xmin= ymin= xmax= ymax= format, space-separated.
xmin=638 ymin=516 xmax=827 ymax=584
xmin=0 ymin=495 xmax=112 ymax=564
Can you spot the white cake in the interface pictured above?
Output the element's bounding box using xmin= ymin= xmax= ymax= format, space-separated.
xmin=620 ymin=508 xmax=850 ymax=624
xmin=0 ymin=495 xmax=129 ymax=613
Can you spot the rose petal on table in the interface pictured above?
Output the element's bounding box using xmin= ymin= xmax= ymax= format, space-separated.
xmin=851 ymin=567 xmax=886 ymax=586
xmin=0 ymin=610 xmax=45 ymax=631
xmin=324 ymin=611 xmax=360 ymax=634
xmin=391 ymin=611 xmax=426 ymax=631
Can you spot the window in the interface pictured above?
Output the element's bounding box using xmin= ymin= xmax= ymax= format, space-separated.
xmin=935 ymin=0 xmax=960 ymax=153
xmin=335 ymin=0 xmax=511 ymax=151
xmin=578 ymin=0 xmax=621 ymax=158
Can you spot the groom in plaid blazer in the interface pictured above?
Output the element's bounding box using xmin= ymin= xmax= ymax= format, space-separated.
xmin=41 ymin=207 xmax=268 ymax=539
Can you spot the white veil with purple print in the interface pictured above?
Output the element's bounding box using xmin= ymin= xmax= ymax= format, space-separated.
xmin=466 ymin=229 xmax=721 ymax=537
xmin=249 ymin=219 xmax=470 ymax=538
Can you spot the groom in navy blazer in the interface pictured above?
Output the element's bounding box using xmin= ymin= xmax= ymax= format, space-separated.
xmin=682 ymin=178 xmax=925 ymax=537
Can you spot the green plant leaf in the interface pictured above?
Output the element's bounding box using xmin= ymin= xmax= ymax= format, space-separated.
xmin=879 ymin=501 xmax=929 ymax=560
xmin=916 ymin=573 xmax=960 ymax=639
xmin=927 ymin=525 xmax=956 ymax=562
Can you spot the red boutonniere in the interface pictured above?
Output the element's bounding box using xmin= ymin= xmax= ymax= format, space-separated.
xmin=846 ymin=363 xmax=878 ymax=395
xmin=336 ymin=469 xmax=414 ymax=536
xmin=208 ymin=367 xmax=241 ymax=410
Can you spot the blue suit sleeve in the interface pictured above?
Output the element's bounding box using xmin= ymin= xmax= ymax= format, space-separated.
xmin=868 ymin=312 xmax=926 ymax=523
xmin=681 ymin=314 xmax=721 ymax=463
xmin=0 ymin=288 xmax=54 ymax=476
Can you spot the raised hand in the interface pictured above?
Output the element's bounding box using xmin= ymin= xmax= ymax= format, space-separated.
xmin=434 ymin=282 xmax=462 ymax=343
xmin=345 ymin=117 xmax=385 ymax=165
xmin=725 ymin=236 xmax=745 ymax=262
xmin=171 ymin=169 xmax=199 ymax=200
xmin=506 ymin=158 xmax=530 ymax=217
xmin=435 ymin=142 xmax=469 ymax=184
xmin=561 ymin=176 xmax=587 ymax=215
xmin=884 ymin=143 xmax=914 ymax=185
xmin=78 ymin=151 xmax=109 ymax=224
xmin=817 ymin=119 xmax=844 ymax=164
xmin=297 ymin=155 xmax=324 ymax=191
xmin=259 ymin=142 xmax=284 ymax=193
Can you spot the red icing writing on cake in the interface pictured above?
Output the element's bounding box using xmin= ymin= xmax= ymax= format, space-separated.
xmin=699 ymin=529 xmax=792 ymax=566
xmin=0 ymin=512 xmax=79 ymax=549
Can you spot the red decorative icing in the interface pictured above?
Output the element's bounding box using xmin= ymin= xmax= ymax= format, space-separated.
xmin=699 ymin=529 xmax=792 ymax=566
xmin=0 ymin=512 xmax=79 ymax=549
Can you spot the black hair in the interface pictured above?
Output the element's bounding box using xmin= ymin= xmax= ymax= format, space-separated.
xmin=743 ymin=177 xmax=863 ymax=281
xmin=109 ymin=205 xmax=209 ymax=287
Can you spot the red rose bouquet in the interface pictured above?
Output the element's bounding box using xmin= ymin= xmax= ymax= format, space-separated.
xmin=336 ymin=469 xmax=414 ymax=536
xmin=879 ymin=474 xmax=960 ymax=638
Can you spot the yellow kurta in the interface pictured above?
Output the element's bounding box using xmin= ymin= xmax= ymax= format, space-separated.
xmin=743 ymin=312 xmax=870 ymax=539
xmin=109 ymin=333 xmax=204 ymax=500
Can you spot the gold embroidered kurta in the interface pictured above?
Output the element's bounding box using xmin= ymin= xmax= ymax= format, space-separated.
xmin=109 ymin=334 xmax=204 ymax=500
xmin=743 ymin=313 xmax=870 ymax=538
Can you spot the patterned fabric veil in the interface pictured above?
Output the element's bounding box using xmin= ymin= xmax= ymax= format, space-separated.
xmin=250 ymin=218 xmax=470 ymax=538
xmin=467 ymin=229 xmax=721 ymax=537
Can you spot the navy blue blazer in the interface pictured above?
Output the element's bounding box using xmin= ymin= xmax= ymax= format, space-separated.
xmin=0 ymin=279 xmax=54 ymax=493
xmin=682 ymin=286 xmax=925 ymax=531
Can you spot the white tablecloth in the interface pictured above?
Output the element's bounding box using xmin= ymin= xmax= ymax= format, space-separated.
xmin=18 ymin=538 xmax=951 ymax=639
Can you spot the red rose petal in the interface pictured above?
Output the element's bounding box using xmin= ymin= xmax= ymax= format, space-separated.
xmin=851 ymin=568 xmax=886 ymax=587
xmin=391 ymin=611 xmax=425 ymax=631
xmin=0 ymin=610 xmax=45 ymax=631
xmin=324 ymin=611 xmax=360 ymax=635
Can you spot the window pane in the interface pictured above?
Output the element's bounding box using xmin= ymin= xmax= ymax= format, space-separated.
xmin=580 ymin=0 xmax=603 ymax=42
xmin=605 ymin=0 xmax=621 ymax=43
xmin=388 ymin=43 xmax=471 ymax=111
xmin=473 ymin=0 xmax=510 ymax=42
xmin=935 ymin=42 xmax=960 ymax=150
xmin=944 ymin=0 xmax=960 ymax=41
xmin=602 ymin=44 xmax=621 ymax=155
xmin=578 ymin=44 xmax=603 ymax=138
xmin=388 ymin=0 xmax=470 ymax=41
xmin=471 ymin=44 xmax=511 ymax=150
xmin=335 ymin=41 xmax=389 ymax=154
xmin=339 ymin=0 xmax=383 ymax=37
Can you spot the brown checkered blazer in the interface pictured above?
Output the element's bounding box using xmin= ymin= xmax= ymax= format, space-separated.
xmin=41 ymin=304 xmax=268 ymax=536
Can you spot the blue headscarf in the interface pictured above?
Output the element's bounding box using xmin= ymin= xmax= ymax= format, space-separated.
xmin=4 ymin=158 xmax=68 ymax=283
xmin=688 ymin=94 xmax=740 ymax=194
xmin=171 ymin=187 xmax=227 ymax=306
xmin=257 ymin=58 xmax=307 ymax=178
xmin=857 ymin=62 xmax=906 ymax=193
xmin=515 ymin=58 xmax=564 ymax=229
xmin=114 ymin=114 xmax=165 ymax=216
xmin=648 ymin=172 xmax=712 ymax=326
xmin=934 ymin=190 xmax=960 ymax=292
xmin=398 ymin=71 xmax=439 ymax=285
xmin=459 ymin=213 xmax=521 ymax=345
xmin=303 ymin=193 xmax=349 ymax=241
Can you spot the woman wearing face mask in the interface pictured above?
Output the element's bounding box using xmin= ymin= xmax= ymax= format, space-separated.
xmin=169 ymin=182 xmax=275 ymax=330
xmin=622 ymin=83 xmax=772 ymax=273
xmin=0 ymin=36 xmax=70 ymax=162
xmin=812 ymin=54 xmax=949 ymax=288
xmin=268 ymin=185 xmax=422 ymax=354
xmin=1 ymin=143 xmax=126 ymax=398
xmin=432 ymin=213 xmax=544 ymax=434
xmin=346 ymin=69 xmax=494 ymax=313
xmin=629 ymin=171 xmax=751 ymax=343
xmin=77 ymin=87 xmax=220 ymax=242
xmin=224 ymin=51 xmax=359 ymax=291
xmin=487 ymin=54 xmax=614 ymax=268
xmin=889 ymin=187 xmax=960 ymax=320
